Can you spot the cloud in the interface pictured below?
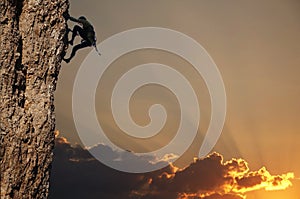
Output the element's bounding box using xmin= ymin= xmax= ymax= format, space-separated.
xmin=88 ymin=143 xmax=171 ymax=172
xmin=50 ymin=134 xmax=294 ymax=199
xmin=146 ymin=153 xmax=294 ymax=199
xmin=233 ymin=167 xmax=294 ymax=192
xmin=49 ymin=133 xmax=174 ymax=199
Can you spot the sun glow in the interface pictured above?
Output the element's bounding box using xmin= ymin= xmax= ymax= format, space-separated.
xmin=175 ymin=154 xmax=295 ymax=199
xmin=233 ymin=167 xmax=294 ymax=193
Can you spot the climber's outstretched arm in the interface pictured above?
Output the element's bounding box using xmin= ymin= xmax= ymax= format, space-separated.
xmin=68 ymin=16 xmax=80 ymax=23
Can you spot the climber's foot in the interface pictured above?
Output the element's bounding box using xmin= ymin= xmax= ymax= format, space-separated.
xmin=63 ymin=58 xmax=70 ymax=63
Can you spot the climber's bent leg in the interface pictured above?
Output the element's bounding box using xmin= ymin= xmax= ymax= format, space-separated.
xmin=69 ymin=25 xmax=85 ymax=45
xmin=63 ymin=41 xmax=91 ymax=63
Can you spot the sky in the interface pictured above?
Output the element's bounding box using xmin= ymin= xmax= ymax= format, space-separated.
xmin=52 ymin=0 xmax=300 ymax=198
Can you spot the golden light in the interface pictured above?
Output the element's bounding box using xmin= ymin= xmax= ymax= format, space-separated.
xmin=232 ymin=167 xmax=294 ymax=193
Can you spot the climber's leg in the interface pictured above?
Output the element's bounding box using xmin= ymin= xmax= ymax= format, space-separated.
xmin=63 ymin=41 xmax=91 ymax=63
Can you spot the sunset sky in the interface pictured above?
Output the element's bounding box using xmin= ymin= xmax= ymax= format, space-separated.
xmin=52 ymin=0 xmax=300 ymax=198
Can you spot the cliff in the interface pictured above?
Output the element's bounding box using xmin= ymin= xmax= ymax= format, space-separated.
xmin=0 ymin=0 xmax=69 ymax=198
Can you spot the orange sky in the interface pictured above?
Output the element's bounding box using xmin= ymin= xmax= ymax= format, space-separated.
xmin=54 ymin=0 xmax=300 ymax=197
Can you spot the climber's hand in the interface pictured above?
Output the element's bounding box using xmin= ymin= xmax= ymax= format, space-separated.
xmin=63 ymin=12 xmax=70 ymax=19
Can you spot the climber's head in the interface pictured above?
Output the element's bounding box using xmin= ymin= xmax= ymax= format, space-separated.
xmin=79 ymin=16 xmax=87 ymax=21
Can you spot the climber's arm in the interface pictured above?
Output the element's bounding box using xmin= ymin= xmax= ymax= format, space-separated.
xmin=68 ymin=16 xmax=80 ymax=23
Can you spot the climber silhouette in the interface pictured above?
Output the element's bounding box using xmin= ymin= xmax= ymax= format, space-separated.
xmin=63 ymin=14 xmax=100 ymax=63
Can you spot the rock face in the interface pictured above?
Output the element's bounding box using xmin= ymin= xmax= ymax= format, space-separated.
xmin=0 ymin=0 xmax=68 ymax=198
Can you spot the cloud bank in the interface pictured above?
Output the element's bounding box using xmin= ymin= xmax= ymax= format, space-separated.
xmin=50 ymin=134 xmax=294 ymax=199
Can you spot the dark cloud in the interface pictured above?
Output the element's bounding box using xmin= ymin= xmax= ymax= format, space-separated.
xmin=88 ymin=143 xmax=170 ymax=172
xmin=49 ymin=135 xmax=294 ymax=199
xmin=49 ymin=136 xmax=173 ymax=199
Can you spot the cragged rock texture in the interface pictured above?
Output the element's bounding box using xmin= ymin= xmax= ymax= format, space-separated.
xmin=0 ymin=0 xmax=68 ymax=198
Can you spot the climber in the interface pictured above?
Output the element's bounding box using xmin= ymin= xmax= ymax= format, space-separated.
xmin=63 ymin=14 xmax=100 ymax=63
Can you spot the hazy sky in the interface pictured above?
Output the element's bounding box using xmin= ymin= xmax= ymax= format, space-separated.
xmin=53 ymin=0 xmax=300 ymax=198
